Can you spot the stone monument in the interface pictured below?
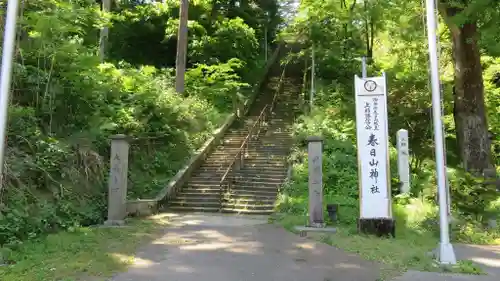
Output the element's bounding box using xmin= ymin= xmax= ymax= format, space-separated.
xmin=396 ymin=129 xmax=410 ymax=194
xmin=294 ymin=136 xmax=336 ymax=236
xmin=105 ymin=134 xmax=130 ymax=226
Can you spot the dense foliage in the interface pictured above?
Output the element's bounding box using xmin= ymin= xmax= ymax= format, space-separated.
xmin=286 ymin=0 xmax=500 ymax=168
xmin=0 ymin=0 xmax=281 ymax=246
xmin=277 ymin=0 xmax=499 ymax=244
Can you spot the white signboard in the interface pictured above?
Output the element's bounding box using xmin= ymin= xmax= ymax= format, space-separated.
xmin=397 ymin=129 xmax=411 ymax=194
xmin=354 ymin=75 xmax=391 ymax=219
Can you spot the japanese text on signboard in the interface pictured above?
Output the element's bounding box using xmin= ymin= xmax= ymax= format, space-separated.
xmin=363 ymin=98 xmax=381 ymax=194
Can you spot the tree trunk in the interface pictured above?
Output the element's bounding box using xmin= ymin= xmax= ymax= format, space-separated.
xmin=363 ymin=1 xmax=373 ymax=60
xmin=444 ymin=13 xmax=493 ymax=173
xmin=175 ymin=0 xmax=189 ymax=94
xmin=341 ymin=0 xmax=356 ymax=55
xmin=99 ymin=0 xmax=111 ymax=62
xmin=208 ymin=0 xmax=219 ymax=29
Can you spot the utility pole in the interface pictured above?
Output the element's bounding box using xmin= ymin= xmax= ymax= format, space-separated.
xmin=99 ymin=0 xmax=111 ymax=62
xmin=264 ymin=26 xmax=268 ymax=61
xmin=310 ymin=42 xmax=315 ymax=109
xmin=424 ymin=0 xmax=456 ymax=265
xmin=362 ymin=56 xmax=367 ymax=78
xmin=0 ymin=0 xmax=20 ymax=191
xmin=175 ymin=0 xmax=189 ymax=94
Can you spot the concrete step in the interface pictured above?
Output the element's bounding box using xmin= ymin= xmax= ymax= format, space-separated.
xmin=224 ymin=131 xmax=267 ymax=136
xmin=194 ymin=167 xmax=225 ymax=173
xmin=195 ymin=172 xmax=286 ymax=179
xmin=196 ymin=164 xmax=229 ymax=170
xmin=201 ymin=161 xmax=286 ymax=167
xmin=205 ymin=158 xmax=286 ymax=163
xmin=233 ymin=169 xmax=287 ymax=175
xmin=182 ymin=184 xmax=280 ymax=193
xmin=168 ymin=206 xmax=221 ymax=212
xmin=176 ymin=188 xmax=276 ymax=196
xmin=222 ymin=198 xmax=276 ymax=205
xmin=167 ymin=205 xmax=275 ymax=215
xmin=229 ymin=184 xmax=281 ymax=191
xmin=220 ymin=208 xmax=274 ymax=215
xmin=169 ymin=200 xmax=220 ymax=208
xmin=197 ymin=167 xmax=285 ymax=174
xmin=234 ymin=176 xmax=285 ymax=182
xmin=173 ymin=192 xmax=221 ymax=199
xmin=190 ymin=173 xmax=287 ymax=181
xmin=232 ymin=172 xmax=287 ymax=178
xmin=171 ymin=195 xmax=220 ymax=203
xmin=229 ymin=189 xmax=278 ymax=196
xmin=243 ymin=155 xmax=288 ymax=159
xmin=221 ymin=135 xmax=263 ymax=140
xmin=229 ymin=187 xmax=280 ymax=194
xmin=214 ymin=154 xmax=288 ymax=159
xmin=189 ymin=177 xmax=284 ymax=185
xmin=221 ymin=203 xmax=275 ymax=211
xmin=182 ymin=187 xmax=221 ymax=192
xmin=184 ymin=181 xmax=221 ymax=187
xmin=224 ymin=198 xmax=276 ymax=206
xmin=243 ymin=164 xmax=287 ymax=170
xmin=236 ymin=167 xmax=287 ymax=173
xmin=209 ymin=150 xmax=289 ymax=156
xmin=177 ymin=190 xmax=221 ymax=196
xmin=244 ymin=157 xmax=288 ymax=162
xmin=186 ymin=184 xmax=281 ymax=190
xmin=172 ymin=195 xmax=276 ymax=205
xmin=206 ymin=155 xmax=288 ymax=161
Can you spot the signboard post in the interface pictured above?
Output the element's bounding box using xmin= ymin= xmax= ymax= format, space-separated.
xmin=397 ymin=129 xmax=411 ymax=194
xmin=354 ymin=74 xmax=395 ymax=237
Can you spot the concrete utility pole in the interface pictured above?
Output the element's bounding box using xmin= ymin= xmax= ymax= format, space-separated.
xmin=0 ymin=0 xmax=20 ymax=191
xmin=99 ymin=0 xmax=111 ymax=62
xmin=175 ymin=0 xmax=189 ymax=94
xmin=424 ymin=0 xmax=456 ymax=265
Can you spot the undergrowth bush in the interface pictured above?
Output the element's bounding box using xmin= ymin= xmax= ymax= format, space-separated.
xmin=0 ymin=0 xmax=271 ymax=247
xmin=1 ymin=59 xmax=251 ymax=247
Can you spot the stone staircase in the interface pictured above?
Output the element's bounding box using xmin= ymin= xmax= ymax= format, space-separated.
xmin=168 ymin=76 xmax=300 ymax=214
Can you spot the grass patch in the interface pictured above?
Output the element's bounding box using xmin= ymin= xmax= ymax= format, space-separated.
xmin=0 ymin=216 xmax=168 ymax=281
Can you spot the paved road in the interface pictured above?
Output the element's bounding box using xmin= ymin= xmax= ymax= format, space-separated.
xmin=393 ymin=244 xmax=500 ymax=281
xmin=454 ymin=244 xmax=500 ymax=277
xmin=109 ymin=213 xmax=380 ymax=281
xmin=392 ymin=270 xmax=498 ymax=281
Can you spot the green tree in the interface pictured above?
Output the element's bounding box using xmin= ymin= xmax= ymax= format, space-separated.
xmin=438 ymin=0 xmax=500 ymax=173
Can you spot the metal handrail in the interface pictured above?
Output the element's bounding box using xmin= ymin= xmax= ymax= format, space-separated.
xmin=270 ymin=67 xmax=287 ymax=113
xmin=218 ymin=68 xmax=286 ymax=210
xmin=219 ymin=105 xmax=269 ymax=201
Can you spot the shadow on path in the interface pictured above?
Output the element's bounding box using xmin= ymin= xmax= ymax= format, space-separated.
xmin=109 ymin=213 xmax=380 ymax=281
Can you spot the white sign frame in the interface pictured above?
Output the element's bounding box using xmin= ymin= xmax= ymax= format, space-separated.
xmin=354 ymin=74 xmax=392 ymax=219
